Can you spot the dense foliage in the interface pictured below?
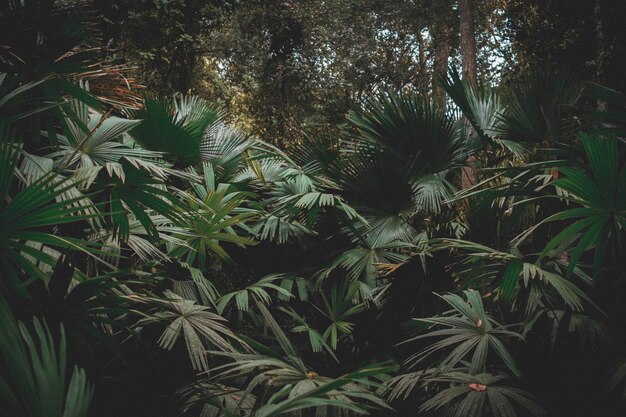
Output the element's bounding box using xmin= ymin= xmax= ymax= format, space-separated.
xmin=1 ymin=1 xmax=626 ymax=417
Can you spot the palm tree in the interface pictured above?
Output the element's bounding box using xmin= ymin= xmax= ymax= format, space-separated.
xmin=181 ymin=300 xmax=393 ymax=417
xmin=129 ymin=95 xmax=220 ymax=167
xmin=402 ymin=290 xmax=523 ymax=376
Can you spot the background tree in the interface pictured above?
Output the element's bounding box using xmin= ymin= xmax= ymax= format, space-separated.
xmin=503 ymin=0 xmax=626 ymax=92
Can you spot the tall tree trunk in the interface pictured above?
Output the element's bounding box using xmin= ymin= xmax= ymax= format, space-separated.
xmin=416 ymin=31 xmax=430 ymax=96
xmin=594 ymin=0 xmax=607 ymax=110
xmin=432 ymin=27 xmax=451 ymax=106
xmin=459 ymin=0 xmax=478 ymax=190
xmin=459 ymin=0 xmax=477 ymax=81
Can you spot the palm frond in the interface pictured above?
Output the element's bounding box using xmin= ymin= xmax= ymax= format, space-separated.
xmin=129 ymin=95 xmax=219 ymax=167
xmin=217 ymin=275 xmax=293 ymax=313
xmin=404 ymin=290 xmax=523 ymax=376
xmin=0 ymin=143 xmax=103 ymax=292
xmin=132 ymin=292 xmax=243 ymax=372
xmin=419 ymin=371 xmax=544 ymax=417
xmin=498 ymin=68 xmax=581 ymax=143
xmin=0 ymin=297 xmax=93 ymax=417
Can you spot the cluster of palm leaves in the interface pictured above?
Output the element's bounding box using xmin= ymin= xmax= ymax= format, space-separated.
xmin=2 ymin=2 xmax=626 ymax=417
xmin=0 ymin=71 xmax=393 ymax=417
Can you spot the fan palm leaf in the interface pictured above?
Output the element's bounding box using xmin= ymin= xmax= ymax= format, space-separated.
xmin=0 ymin=143 xmax=102 ymax=293
xmin=515 ymin=134 xmax=626 ymax=277
xmin=209 ymin=301 xmax=393 ymax=417
xmin=497 ymin=68 xmax=581 ymax=144
xmin=166 ymin=173 xmax=258 ymax=267
xmin=131 ymin=292 xmax=243 ymax=372
xmin=404 ymin=290 xmax=523 ymax=376
xmin=45 ymin=98 xmax=149 ymax=170
xmin=419 ymin=371 xmax=544 ymax=417
xmin=0 ymin=297 xmax=93 ymax=417
xmin=441 ymin=68 xmax=525 ymax=157
xmin=129 ymin=95 xmax=220 ymax=167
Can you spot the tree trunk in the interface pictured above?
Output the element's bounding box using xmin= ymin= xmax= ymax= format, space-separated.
xmin=594 ymin=0 xmax=608 ymax=110
xmin=432 ymin=27 xmax=451 ymax=106
xmin=459 ymin=0 xmax=477 ymax=81
xmin=459 ymin=0 xmax=478 ymax=190
xmin=416 ymin=31 xmax=430 ymax=96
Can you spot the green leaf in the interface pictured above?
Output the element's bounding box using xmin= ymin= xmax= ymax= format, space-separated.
xmin=500 ymin=260 xmax=523 ymax=300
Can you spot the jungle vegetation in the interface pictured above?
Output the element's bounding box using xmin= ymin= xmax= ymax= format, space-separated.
xmin=1 ymin=1 xmax=625 ymax=417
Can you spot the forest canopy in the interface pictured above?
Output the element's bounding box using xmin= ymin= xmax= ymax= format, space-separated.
xmin=1 ymin=1 xmax=626 ymax=417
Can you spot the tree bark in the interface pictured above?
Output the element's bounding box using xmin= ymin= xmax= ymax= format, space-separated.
xmin=432 ymin=27 xmax=451 ymax=106
xmin=416 ymin=31 xmax=430 ymax=96
xmin=594 ymin=0 xmax=608 ymax=110
xmin=459 ymin=0 xmax=478 ymax=190
xmin=459 ymin=0 xmax=477 ymax=81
